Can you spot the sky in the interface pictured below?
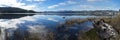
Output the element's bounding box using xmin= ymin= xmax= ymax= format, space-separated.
xmin=0 ymin=0 xmax=120 ymax=11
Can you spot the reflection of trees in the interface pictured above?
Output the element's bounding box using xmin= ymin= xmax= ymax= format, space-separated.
xmin=11 ymin=29 xmax=55 ymax=40
xmin=0 ymin=14 xmax=34 ymax=19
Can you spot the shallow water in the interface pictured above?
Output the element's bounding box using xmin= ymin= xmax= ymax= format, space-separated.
xmin=0 ymin=14 xmax=94 ymax=40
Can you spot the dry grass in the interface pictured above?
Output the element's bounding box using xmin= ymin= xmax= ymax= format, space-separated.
xmin=78 ymin=29 xmax=100 ymax=40
xmin=6 ymin=14 xmax=120 ymax=40
xmin=77 ymin=13 xmax=120 ymax=40
xmin=109 ymin=14 xmax=120 ymax=33
xmin=65 ymin=18 xmax=90 ymax=26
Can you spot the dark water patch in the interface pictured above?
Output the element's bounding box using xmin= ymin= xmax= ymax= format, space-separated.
xmin=0 ymin=14 xmax=34 ymax=19
xmin=0 ymin=13 xmax=96 ymax=19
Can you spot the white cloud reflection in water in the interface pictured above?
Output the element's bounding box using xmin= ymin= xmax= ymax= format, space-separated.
xmin=0 ymin=15 xmax=94 ymax=40
xmin=0 ymin=15 xmax=65 ymax=40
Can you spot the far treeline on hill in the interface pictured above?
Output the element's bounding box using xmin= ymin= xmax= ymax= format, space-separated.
xmin=0 ymin=7 xmax=119 ymax=17
xmin=0 ymin=7 xmax=119 ymax=13
xmin=0 ymin=7 xmax=37 ymax=19
xmin=0 ymin=7 xmax=36 ymax=13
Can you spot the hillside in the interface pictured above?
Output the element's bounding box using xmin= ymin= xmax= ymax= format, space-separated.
xmin=0 ymin=7 xmax=36 ymax=13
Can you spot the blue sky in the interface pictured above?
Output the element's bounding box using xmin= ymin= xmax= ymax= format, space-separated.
xmin=0 ymin=0 xmax=119 ymax=11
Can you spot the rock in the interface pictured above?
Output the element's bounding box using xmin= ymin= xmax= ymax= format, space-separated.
xmin=93 ymin=19 xmax=119 ymax=40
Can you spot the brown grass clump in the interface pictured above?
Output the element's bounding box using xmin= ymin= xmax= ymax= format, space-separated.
xmin=77 ymin=14 xmax=120 ymax=40
xmin=65 ymin=18 xmax=89 ymax=26
xmin=78 ymin=29 xmax=100 ymax=40
xmin=109 ymin=14 xmax=120 ymax=33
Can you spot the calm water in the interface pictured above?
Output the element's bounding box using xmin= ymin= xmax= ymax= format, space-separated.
xmin=0 ymin=13 xmax=95 ymax=40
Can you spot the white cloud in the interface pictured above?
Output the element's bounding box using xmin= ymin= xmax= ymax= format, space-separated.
xmin=26 ymin=0 xmax=46 ymax=2
xmin=71 ymin=5 xmax=95 ymax=11
xmin=48 ymin=2 xmax=68 ymax=9
xmin=87 ymin=0 xmax=105 ymax=2
xmin=0 ymin=0 xmax=38 ymax=10
xmin=16 ymin=5 xmax=36 ymax=10
xmin=78 ymin=5 xmax=107 ymax=10
xmin=34 ymin=0 xmax=46 ymax=1
xmin=26 ymin=0 xmax=32 ymax=2
xmin=80 ymin=5 xmax=94 ymax=9
xmin=59 ymin=2 xmax=66 ymax=5
xmin=67 ymin=1 xmax=77 ymax=4
xmin=72 ymin=4 xmax=115 ymax=11
xmin=0 ymin=0 xmax=23 ymax=6
xmin=47 ymin=18 xmax=58 ymax=22
xmin=48 ymin=5 xmax=59 ymax=9
xmin=48 ymin=1 xmax=77 ymax=9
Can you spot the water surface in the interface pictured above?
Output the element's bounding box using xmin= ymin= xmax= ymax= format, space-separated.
xmin=0 ymin=14 xmax=95 ymax=40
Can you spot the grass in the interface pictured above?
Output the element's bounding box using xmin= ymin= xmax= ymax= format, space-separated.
xmin=27 ymin=13 xmax=120 ymax=40
xmin=4 ymin=13 xmax=120 ymax=40
xmin=79 ymin=13 xmax=120 ymax=40
xmin=65 ymin=18 xmax=90 ymax=26
xmin=109 ymin=14 xmax=120 ymax=33
xmin=78 ymin=29 xmax=100 ymax=40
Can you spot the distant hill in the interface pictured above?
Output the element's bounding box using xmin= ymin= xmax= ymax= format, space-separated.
xmin=0 ymin=7 xmax=36 ymax=13
xmin=39 ymin=10 xmax=118 ymax=16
